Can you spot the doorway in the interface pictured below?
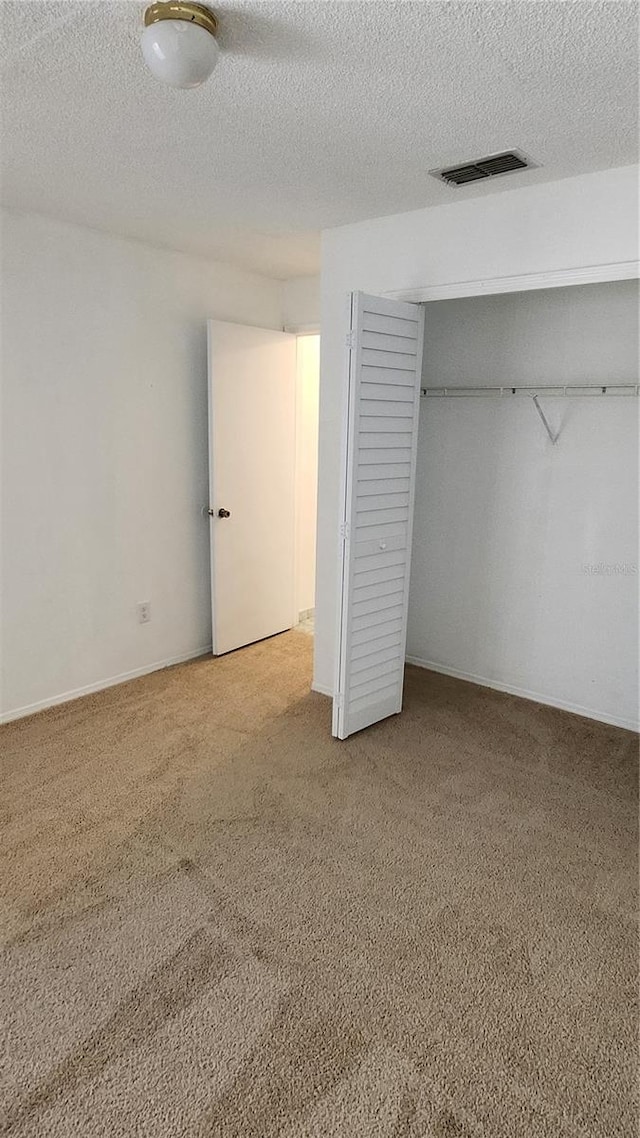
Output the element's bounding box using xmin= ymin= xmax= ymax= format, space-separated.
xmin=207 ymin=320 xmax=319 ymax=656
xmin=332 ymin=281 xmax=638 ymax=739
xmin=294 ymin=333 xmax=320 ymax=638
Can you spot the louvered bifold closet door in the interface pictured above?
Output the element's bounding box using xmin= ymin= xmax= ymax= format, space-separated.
xmin=333 ymin=292 xmax=425 ymax=739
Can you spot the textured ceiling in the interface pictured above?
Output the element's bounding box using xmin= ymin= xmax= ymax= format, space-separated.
xmin=1 ymin=1 xmax=637 ymax=278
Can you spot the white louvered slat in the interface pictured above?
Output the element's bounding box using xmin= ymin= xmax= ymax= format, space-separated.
xmin=355 ymin=522 xmax=407 ymax=544
xmin=361 ymin=349 xmax=417 ymax=370
xmin=350 ymin=673 xmax=401 ymax=700
xmin=358 ymin=463 xmax=411 ymax=480
xmin=351 ymin=615 xmax=404 ymax=644
xmin=361 ymin=383 xmax=414 ymax=402
xmin=362 ymin=312 xmax=418 ymax=337
xmin=355 ymin=439 xmax=409 ymax=457
xmin=354 ymin=576 xmax=405 ymax=601
xmin=356 ymin=506 xmax=409 ymax=526
xmin=352 ymin=548 xmax=406 ymax=573
xmin=351 ymin=632 xmax=403 ymax=660
xmin=350 ymin=660 xmax=400 ymax=690
xmin=352 ymin=591 xmax=404 ymax=619
xmin=360 ymin=400 xmax=414 ymax=417
xmin=354 ymin=562 xmax=406 ymax=586
xmin=357 ymin=477 xmax=411 ymax=496
xmin=349 ymin=685 xmax=398 ymax=716
xmin=361 ymin=365 xmax=417 ymax=385
xmin=351 ymin=643 xmax=405 ymax=674
xmin=359 ymin=417 xmax=413 ymax=431
xmin=333 ymin=292 xmax=425 ymax=739
xmin=352 ymin=604 xmax=404 ymax=632
xmin=357 ymin=492 xmax=410 ymax=510
xmin=350 ymin=530 xmax=405 ymax=553
xmin=361 ymin=332 xmax=418 ymax=355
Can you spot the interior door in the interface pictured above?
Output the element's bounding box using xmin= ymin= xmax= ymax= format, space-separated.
xmin=333 ymin=292 xmax=425 ymax=739
xmin=208 ymin=320 xmax=296 ymax=655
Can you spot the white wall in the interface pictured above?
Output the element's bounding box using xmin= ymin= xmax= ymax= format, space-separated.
xmin=295 ymin=335 xmax=320 ymax=616
xmin=315 ymin=166 xmax=639 ymax=726
xmin=1 ymin=209 xmax=283 ymax=720
xmin=282 ymin=275 xmax=320 ymax=330
xmin=408 ymin=282 xmax=639 ymax=730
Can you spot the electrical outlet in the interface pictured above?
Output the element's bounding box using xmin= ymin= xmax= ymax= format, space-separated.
xmin=137 ymin=601 xmax=151 ymax=624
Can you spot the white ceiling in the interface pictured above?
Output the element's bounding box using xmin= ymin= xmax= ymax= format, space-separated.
xmin=1 ymin=1 xmax=637 ymax=279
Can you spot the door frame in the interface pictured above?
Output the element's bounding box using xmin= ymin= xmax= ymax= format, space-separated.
xmin=207 ymin=319 xmax=297 ymax=656
xmin=319 ymin=257 xmax=639 ymax=702
xmin=292 ymin=330 xmax=321 ymax=628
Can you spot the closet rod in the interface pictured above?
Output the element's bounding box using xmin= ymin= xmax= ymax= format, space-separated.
xmin=420 ymin=383 xmax=639 ymax=398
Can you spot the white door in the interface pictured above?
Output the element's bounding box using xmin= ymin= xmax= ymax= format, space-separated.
xmin=333 ymin=293 xmax=425 ymax=739
xmin=208 ymin=320 xmax=296 ymax=655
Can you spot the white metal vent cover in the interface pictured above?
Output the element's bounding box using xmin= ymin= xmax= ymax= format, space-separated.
xmin=431 ymin=150 xmax=539 ymax=187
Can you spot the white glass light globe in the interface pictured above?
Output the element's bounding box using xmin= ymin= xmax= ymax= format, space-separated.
xmin=141 ymin=19 xmax=219 ymax=88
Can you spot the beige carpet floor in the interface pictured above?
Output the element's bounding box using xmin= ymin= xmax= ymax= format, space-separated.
xmin=1 ymin=631 xmax=637 ymax=1137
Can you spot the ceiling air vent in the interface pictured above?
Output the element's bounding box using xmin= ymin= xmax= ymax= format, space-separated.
xmin=431 ymin=150 xmax=537 ymax=187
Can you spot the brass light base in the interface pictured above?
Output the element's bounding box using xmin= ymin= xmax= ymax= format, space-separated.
xmin=143 ymin=2 xmax=218 ymax=37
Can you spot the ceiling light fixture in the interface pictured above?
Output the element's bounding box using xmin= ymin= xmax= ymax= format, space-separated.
xmin=141 ymin=2 xmax=219 ymax=89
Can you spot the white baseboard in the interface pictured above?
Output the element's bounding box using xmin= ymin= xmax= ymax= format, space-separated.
xmin=0 ymin=645 xmax=213 ymax=725
xmin=311 ymin=680 xmax=333 ymax=698
xmin=405 ymin=656 xmax=639 ymax=734
xmin=6 ymin=649 xmax=633 ymax=733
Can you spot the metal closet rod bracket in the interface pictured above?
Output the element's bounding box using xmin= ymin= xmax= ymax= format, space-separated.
xmin=531 ymin=394 xmax=557 ymax=445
